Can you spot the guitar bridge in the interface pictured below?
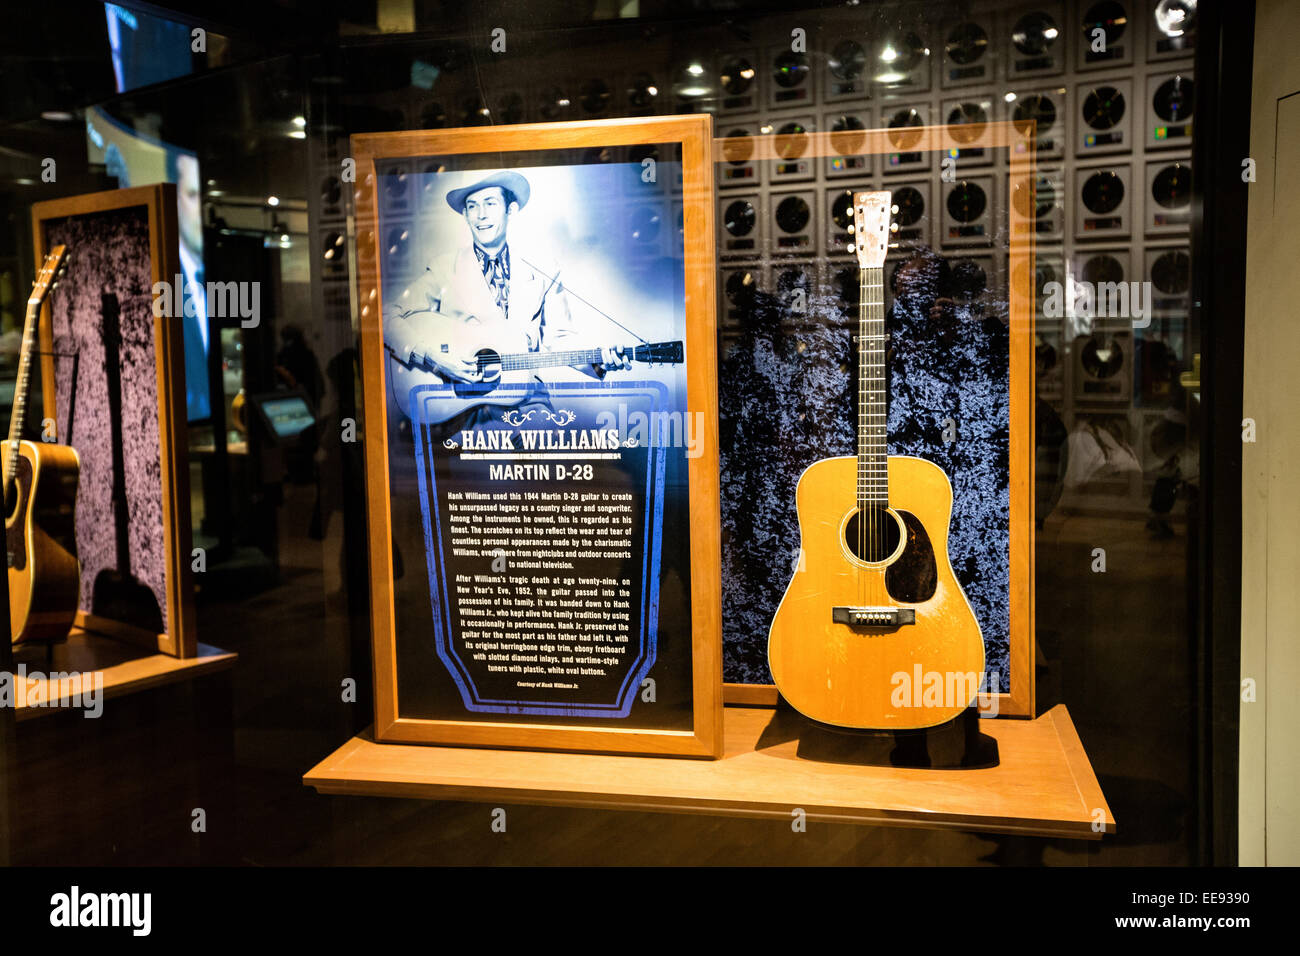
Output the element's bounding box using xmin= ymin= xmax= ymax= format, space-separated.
xmin=833 ymin=606 xmax=916 ymax=627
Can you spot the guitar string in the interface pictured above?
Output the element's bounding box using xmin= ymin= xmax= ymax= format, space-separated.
xmin=870 ymin=264 xmax=878 ymax=607
xmin=859 ymin=265 xmax=865 ymax=607
xmin=870 ymin=263 xmax=878 ymax=607
xmin=6 ymin=265 xmax=50 ymax=497
xmin=865 ymin=266 xmax=872 ymax=607
xmin=860 ymin=262 xmax=870 ymax=608
xmin=860 ymin=264 xmax=872 ymax=607
xmin=874 ymin=264 xmax=882 ymax=607
xmin=877 ymin=265 xmax=888 ymax=607
xmin=861 ymin=261 xmax=887 ymax=608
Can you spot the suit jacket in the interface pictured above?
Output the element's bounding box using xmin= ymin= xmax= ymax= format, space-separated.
xmin=385 ymin=242 xmax=589 ymax=373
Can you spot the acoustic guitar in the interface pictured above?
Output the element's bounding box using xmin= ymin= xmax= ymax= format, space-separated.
xmin=3 ymin=245 xmax=81 ymax=644
xmin=767 ymin=191 xmax=985 ymax=729
xmin=385 ymin=310 xmax=683 ymax=423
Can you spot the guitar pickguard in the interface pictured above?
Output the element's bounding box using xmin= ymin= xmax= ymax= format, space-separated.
xmin=884 ymin=509 xmax=938 ymax=604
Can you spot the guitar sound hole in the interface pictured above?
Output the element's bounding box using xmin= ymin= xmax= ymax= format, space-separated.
xmin=844 ymin=506 xmax=902 ymax=563
xmin=474 ymin=348 xmax=502 ymax=382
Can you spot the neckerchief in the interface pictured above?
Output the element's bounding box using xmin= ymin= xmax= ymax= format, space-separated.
xmin=474 ymin=244 xmax=511 ymax=316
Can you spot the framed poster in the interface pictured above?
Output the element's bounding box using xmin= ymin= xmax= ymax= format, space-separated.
xmin=354 ymin=116 xmax=722 ymax=756
xmin=712 ymin=122 xmax=1037 ymax=719
xmin=31 ymin=185 xmax=196 ymax=658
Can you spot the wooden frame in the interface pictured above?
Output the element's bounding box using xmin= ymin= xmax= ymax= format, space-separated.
xmin=31 ymin=184 xmax=196 ymax=659
xmin=717 ymin=121 xmax=1037 ymax=719
xmin=353 ymin=116 xmax=722 ymax=757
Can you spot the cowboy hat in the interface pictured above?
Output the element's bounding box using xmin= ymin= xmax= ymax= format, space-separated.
xmin=445 ymin=171 xmax=531 ymax=213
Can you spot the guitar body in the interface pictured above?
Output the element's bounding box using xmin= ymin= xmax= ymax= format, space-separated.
xmin=388 ymin=354 xmax=544 ymax=424
xmin=768 ymin=454 xmax=985 ymax=730
xmin=389 ymin=311 xmax=563 ymax=423
xmin=4 ymin=440 xmax=80 ymax=644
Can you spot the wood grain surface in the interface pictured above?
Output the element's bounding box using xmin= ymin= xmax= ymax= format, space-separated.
xmin=305 ymin=703 xmax=1113 ymax=840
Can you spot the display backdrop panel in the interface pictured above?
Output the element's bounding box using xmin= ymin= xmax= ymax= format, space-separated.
xmin=354 ymin=116 xmax=722 ymax=756
xmin=709 ymin=122 xmax=1036 ymax=718
xmin=31 ymin=185 xmax=196 ymax=658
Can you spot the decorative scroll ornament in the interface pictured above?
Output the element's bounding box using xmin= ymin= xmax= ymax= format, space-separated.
xmin=541 ymin=408 xmax=576 ymax=425
xmin=500 ymin=408 xmax=537 ymax=426
xmin=500 ymin=407 xmax=577 ymax=427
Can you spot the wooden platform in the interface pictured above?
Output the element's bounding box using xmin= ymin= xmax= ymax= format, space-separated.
xmin=305 ymin=703 xmax=1113 ymax=840
xmin=10 ymin=628 xmax=236 ymax=721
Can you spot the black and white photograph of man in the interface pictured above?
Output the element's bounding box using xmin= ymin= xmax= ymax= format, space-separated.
xmin=382 ymin=168 xmax=644 ymax=434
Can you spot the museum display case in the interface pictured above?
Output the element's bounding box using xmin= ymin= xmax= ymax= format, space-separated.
xmin=0 ymin=0 xmax=1289 ymax=904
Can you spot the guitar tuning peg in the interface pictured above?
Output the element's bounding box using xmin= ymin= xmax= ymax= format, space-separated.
xmin=891 ymin=204 xmax=899 ymax=215
xmin=889 ymin=223 xmax=899 ymax=232
xmin=846 ymin=243 xmax=856 ymax=254
xmin=888 ymin=241 xmax=900 ymax=249
xmin=847 ymin=224 xmax=855 ymax=234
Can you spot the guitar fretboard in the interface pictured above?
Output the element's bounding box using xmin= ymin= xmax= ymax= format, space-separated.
xmin=5 ymin=249 xmax=64 ymax=496
xmin=4 ymin=298 xmax=40 ymax=493
xmin=489 ymin=348 xmax=606 ymax=372
xmin=857 ymin=265 xmax=887 ymax=509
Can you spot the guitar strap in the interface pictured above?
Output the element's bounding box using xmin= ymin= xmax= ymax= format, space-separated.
xmin=516 ymin=255 xmax=649 ymax=346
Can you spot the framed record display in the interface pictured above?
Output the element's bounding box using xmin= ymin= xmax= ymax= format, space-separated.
xmin=353 ymin=115 xmax=722 ymax=757
xmin=31 ymin=185 xmax=197 ymax=658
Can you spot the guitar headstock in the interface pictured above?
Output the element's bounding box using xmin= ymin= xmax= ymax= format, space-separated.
xmin=851 ymin=191 xmax=898 ymax=269
xmin=30 ymin=245 xmax=69 ymax=307
xmin=632 ymin=340 xmax=685 ymax=365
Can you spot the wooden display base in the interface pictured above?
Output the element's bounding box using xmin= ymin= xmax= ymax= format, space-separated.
xmin=305 ymin=703 xmax=1113 ymax=840
xmin=10 ymin=626 xmax=235 ymax=721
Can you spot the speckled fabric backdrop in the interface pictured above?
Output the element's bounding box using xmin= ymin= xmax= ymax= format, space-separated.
xmin=44 ymin=205 xmax=168 ymax=633
xmin=719 ymin=253 xmax=1011 ymax=692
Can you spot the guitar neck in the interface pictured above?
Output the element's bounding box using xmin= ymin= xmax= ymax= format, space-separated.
xmin=7 ymin=246 xmax=67 ymax=494
xmin=857 ymin=266 xmax=887 ymax=509
xmin=491 ymin=348 xmax=606 ymax=372
xmin=4 ymin=298 xmax=40 ymax=489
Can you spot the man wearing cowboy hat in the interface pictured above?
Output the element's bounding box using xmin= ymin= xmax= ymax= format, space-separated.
xmin=385 ymin=169 xmax=630 ymax=429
